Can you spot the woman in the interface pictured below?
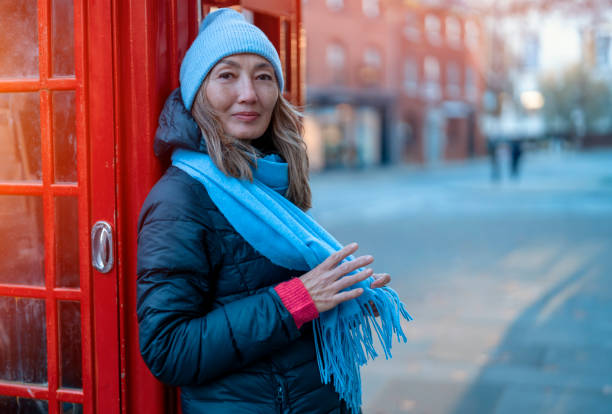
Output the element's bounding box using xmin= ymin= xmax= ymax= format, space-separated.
xmin=137 ymin=8 xmax=410 ymax=413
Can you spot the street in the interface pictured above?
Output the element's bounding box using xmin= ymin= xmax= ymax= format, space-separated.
xmin=309 ymin=149 xmax=612 ymax=414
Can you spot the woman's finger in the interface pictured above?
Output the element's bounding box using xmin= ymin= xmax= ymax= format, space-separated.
xmin=333 ymin=287 xmax=364 ymax=305
xmin=332 ymin=267 xmax=373 ymax=292
xmin=321 ymin=242 xmax=359 ymax=270
xmin=370 ymin=273 xmax=391 ymax=289
xmin=332 ymin=255 xmax=374 ymax=280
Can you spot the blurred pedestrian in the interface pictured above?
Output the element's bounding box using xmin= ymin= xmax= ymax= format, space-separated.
xmin=136 ymin=8 xmax=411 ymax=414
xmin=487 ymin=137 xmax=501 ymax=181
xmin=510 ymin=139 xmax=523 ymax=179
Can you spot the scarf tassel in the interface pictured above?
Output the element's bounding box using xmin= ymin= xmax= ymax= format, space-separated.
xmin=313 ymin=286 xmax=413 ymax=413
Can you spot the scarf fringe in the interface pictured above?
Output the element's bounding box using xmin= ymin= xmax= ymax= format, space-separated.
xmin=313 ymin=286 xmax=413 ymax=413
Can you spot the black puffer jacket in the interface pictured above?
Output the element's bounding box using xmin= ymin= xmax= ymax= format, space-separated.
xmin=137 ymin=90 xmax=351 ymax=413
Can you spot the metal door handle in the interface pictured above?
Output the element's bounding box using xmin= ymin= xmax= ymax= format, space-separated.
xmin=91 ymin=221 xmax=113 ymax=273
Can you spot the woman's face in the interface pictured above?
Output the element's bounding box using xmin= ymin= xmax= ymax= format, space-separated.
xmin=205 ymin=53 xmax=279 ymax=140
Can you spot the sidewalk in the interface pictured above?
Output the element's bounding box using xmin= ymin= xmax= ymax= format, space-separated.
xmin=310 ymin=148 xmax=612 ymax=224
xmin=309 ymin=148 xmax=612 ymax=414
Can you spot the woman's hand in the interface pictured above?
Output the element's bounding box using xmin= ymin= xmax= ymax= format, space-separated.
xmin=299 ymin=243 xmax=374 ymax=313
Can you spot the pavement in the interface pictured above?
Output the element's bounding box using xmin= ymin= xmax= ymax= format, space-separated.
xmin=309 ymin=148 xmax=612 ymax=414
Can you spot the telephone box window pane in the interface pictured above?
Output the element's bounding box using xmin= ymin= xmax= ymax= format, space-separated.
xmin=0 ymin=196 xmax=44 ymax=286
xmin=62 ymin=402 xmax=83 ymax=414
xmin=59 ymin=301 xmax=82 ymax=388
xmin=0 ymin=396 xmax=48 ymax=413
xmin=52 ymin=91 xmax=77 ymax=183
xmin=0 ymin=296 xmax=47 ymax=384
xmin=0 ymin=1 xmax=39 ymax=78
xmin=55 ymin=196 xmax=79 ymax=287
xmin=0 ymin=92 xmax=42 ymax=182
xmin=52 ymin=0 xmax=75 ymax=76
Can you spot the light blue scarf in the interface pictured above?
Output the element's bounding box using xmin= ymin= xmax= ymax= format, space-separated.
xmin=172 ymin=148 xmax=412 ymax=412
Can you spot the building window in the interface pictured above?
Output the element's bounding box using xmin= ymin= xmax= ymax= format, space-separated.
xmin=425 ymin=14 xmax=442 ymax=45
xmin=445 ymin=16 xmax=461 ymax=49
xmin=424 ymin=56 xmax=439 ymax=81
xmin=446 ymin=61 xmax=461 ymax=98
xmin=522 ymin=33 xmax=539 ymax=70
xmin=360 ymin=47 xmax=382 ymax=85
xmin=326 ymin=42 xmax=346 ymax=82
xmin=326 ymin=0 xmax=343 ymax=12
xmin=465 ymin=66 xmax=478 ymax=103
xmin=465 ymin=20 xmax=479 ymax=49
xmin=423 ymin=55 xmax=441 ymax=101
xmin=404 ymin=12 xmax=420 ymax=42
xmin=362 ymin=0 xmax=379 ymax=18
xmin=364 ymin=47 xmax=382 ymax=68
xmin=595 ymin=34 xmax=611 ymax=68
xmin=403 ymin=57 xmax=419 ymax=96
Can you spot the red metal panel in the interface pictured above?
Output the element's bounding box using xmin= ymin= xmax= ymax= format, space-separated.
xmin=0 ymin=285 xmax=80 ymax=300
xmin=0 ymin=78 xmax=77 ymax=92
xmin=38 ymin=0 xmax=59 ymax=412
xmin=74 ymin=0 xmax=95 ymax=412
xmin=113 ymin=1 xmax=178 ymax=413
xmin=0 ymin=383 xmax=50 ymax=400
xmin=0 ymin=184 xmax=44 ymax=195
xmin=0 ymin=184 xmax=77 ymax=196
xmin=87 ymin=0 xmax=121 ymax=412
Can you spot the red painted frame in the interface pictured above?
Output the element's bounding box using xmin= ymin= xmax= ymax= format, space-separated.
xmin=111 ymin=1 xmax=199 ymax=413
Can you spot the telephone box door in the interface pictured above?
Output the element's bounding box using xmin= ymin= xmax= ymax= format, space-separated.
xmin=0 ymin=1 xmax=120 ymax=414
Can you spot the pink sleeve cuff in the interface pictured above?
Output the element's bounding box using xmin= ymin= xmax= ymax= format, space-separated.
xmin=274 ymin=278 xmax=319 ymax=329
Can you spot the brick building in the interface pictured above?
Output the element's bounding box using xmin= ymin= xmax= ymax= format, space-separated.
xmin=302 ymin=0 xmax=487 ymax=168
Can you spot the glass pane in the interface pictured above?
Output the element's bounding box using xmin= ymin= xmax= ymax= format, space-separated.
xmin=0 ymin=196 xmax=44 ymax=285
xmin=0 ymin=1 xmax=39 ymax=78
xmin=0 ymin=396 xmax=48 ymax=414
xmin=0 ymin=92 xmax=42 ymax=182
xmin=53 ymin=91 xmax=77 ymax=183
xmin=52 ymin=0 xmax=75 ymax=76
xmin=62 ymin=402 xmax=83 ymax=414
xmin=58 ymin=301 xmax=82 ymax=389
xmin=0 ymin=296 xmax=47 ymax=384
xmin=55 ymin=196 xmax=79 ymax=287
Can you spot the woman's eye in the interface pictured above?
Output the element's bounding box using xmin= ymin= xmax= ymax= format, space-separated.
xmin=219 ymin=72 xmax=234 ymax=79
xmin=256 ymin=73 xmax=273 ymax=81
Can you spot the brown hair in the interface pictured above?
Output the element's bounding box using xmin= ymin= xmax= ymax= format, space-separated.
xmin=191 ymin=83 xmax=312 ymax=211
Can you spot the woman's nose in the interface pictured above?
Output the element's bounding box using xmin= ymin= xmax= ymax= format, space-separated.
xmin=237 ymin=76 xmax=257 ymax=103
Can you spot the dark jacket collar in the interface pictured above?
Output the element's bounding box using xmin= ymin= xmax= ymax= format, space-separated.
xmin=154 ymin=88 xmax=205 ymax=163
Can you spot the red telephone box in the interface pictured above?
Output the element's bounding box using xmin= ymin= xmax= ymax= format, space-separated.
xmin=0 ymin=1 xmax=303 ymax=413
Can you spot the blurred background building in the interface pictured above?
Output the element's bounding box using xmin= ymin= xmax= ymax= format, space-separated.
xmin=301 ymin=0 xmax=612 ymax=171
xmin=481 ymin=0 xmax=612 ymax=149
xmin=302 ymin=0 xmax=487 ymax=170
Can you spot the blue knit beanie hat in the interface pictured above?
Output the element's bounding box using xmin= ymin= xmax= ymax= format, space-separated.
xmin=179 ymin=8 xmax=284 ymax=111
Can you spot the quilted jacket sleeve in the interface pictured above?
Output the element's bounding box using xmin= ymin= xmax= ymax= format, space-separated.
xmin=136 ymin=170 xmax=302 ymax=386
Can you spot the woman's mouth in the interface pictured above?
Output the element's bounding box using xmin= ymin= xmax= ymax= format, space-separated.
xmin=233 ymin=112 xmax=260 ymax=122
